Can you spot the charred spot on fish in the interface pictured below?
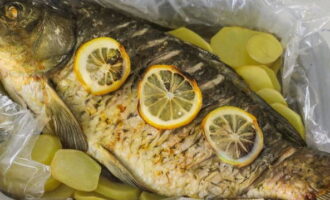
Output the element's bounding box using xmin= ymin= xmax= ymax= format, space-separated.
xmin=117 ymin=104 xmax=126 ymax=112
xmin=127 ymin=112 xmax=138 ymax=119
xmin=86 ymin=48 xmax=124 ymax=86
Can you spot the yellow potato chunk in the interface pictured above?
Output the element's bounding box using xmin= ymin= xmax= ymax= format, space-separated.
xmin=139 ymin=192 xmax=166 ymax=200
xmin=74 ymin=191 xmax=108 ymax=200
xmin=236 ymin=65 xmax=275 ymax=91
xmin=246 ymin=33 xmax=283 ymax=64
xmin=168 ymin=27 xmax=213 ymax=52
xmin=31 ymin=134 xmax=62 ymax=165
xmin=95 ymin=177 xmax=141 ymax=200
xmin=270 ymin=57 xmax=283 ymax=74
xmin=259 ymin=65 xmax=281 ymax=92
xmin=51 ymin=150 xmax=101 ymax=192
xmin=257 ymin=88 xmax=287 ymax=106
xmin=211 ymin=27 xmax=259 ymax=68
xmin=271 ymin=103 xmax=305 ymax=139
xmin=44 ymin=176 xmax=61 ymax=192
xmin=42 ymin=184 xmax=74 ymax=199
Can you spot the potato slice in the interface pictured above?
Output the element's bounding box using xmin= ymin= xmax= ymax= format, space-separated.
xmin=42 ymin=184 xmax=74 ymax=199
xmin=139 ymin=191 xmax=166 ymax=200
xmin=257 ymin=88 xmax=287 ymax=106
xmin=271 ymin=103 xmax=305 ymax=139
xmin=168 ymin=27 xmax=213 ymax=52
xmin=236 ymin=65 xmax=275 ymax=91
xmin=211 ymin=27 xmax=259 ymax=68
xmin=31 ymin=134 xmax=62 ymax=165
xmin=270 ymin=57 xmax=283 ymax=75
xmin=51 ymin=150 xmax=101 ymax=192
xmin=259 ymin=65 xmax=281 ymax=92
xmin=246 ymin=33 xmax=283 ymax=64
xmin=74 ymin=191 xmax=108 ymax=200
xmin=44 ymin=176 xmax=61 ymax=192
xmin=95 ymin=177 xmax=141 ymax=200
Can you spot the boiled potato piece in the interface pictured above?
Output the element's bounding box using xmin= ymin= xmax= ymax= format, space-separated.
xmin=211 ymin=27 xmax=259 ymax=68
xmin=51 ymin=150 xmax=101 ymax=192
xmin=31 ymin=134 xmax=62 ymax=165
xmin=74 ymin=191 xmax=108 ymax=200
xmin=139 ymin=191 xmax=166 ymax=200
xmin=246 ymin=33 xmax=283 ymax=64
xmin=259 ymin=65 xmax=281 ymax=91
xmin=95 ymin=177 xmax=141 ymax=200
xmin=42 ymin=184 xmax=74 ymax=199
xmin=168 ymin=27 xmax=213 ymax=52
xmin=270 ymin=57 xmax=283 ymax=74
xmin=271 ymin=103 xmax=305 ymax=139
xmin=257 ymin=88 xmax=287 ymax=106
xmin=236 ymin=65 xmax=275 ymax=91
xmin=44 ymin=176 xmax=61 ymax=192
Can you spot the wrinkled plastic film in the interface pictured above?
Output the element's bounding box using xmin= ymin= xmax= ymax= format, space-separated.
xmin=1 ymin=0 xmax=330 ymax=199
xmin=96 ymin=0 xmax=330 ymax=153
xmin=0 ymin=92 xmax=50 ymax=198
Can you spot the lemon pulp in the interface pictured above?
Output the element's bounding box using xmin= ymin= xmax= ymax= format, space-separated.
xmin=74 ymin=37 xmax=131 ymax=95
xmin=202 ymin=106 xmax=264 ymax=167
xmin=138 ymin=65 xmax=202 ymax=129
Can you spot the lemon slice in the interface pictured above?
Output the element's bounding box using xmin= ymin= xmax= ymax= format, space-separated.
xmin=202 ymin=106 xmax=264 ymax=167
xmin=74 ymin=37 xmax=131 ymax=95
xmin=246 ymin=33 xmax=283 ymax=65
xmin=168 ymin=27 xmax=213 ymax=52
xmin=138 ymin=65 xmax=202 ymax=129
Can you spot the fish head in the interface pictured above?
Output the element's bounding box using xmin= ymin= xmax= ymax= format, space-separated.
xmin=0 ymin=0 xmax=76 ymax=75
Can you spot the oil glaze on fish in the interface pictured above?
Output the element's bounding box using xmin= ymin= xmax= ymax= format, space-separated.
xmin=0 ymin=1 xmax=329 ymax=199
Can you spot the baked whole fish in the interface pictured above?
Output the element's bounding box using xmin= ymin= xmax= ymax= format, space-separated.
xmin=0 ymin=0 xmax=329 ymax=199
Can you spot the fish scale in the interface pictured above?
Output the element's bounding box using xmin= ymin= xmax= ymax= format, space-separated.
xmin=51 ymin=1 xmax=326 ymax=198
xmin=53 ymin=64 xmax=292 ymax=198
xmin=0 ymin=0 xmax=329 ymax=199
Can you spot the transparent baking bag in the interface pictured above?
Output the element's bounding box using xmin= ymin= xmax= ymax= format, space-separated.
xmin=1 ymin=0 xmax=330 ymax=199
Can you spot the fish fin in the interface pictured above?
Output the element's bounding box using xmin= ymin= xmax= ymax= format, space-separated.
xmin=45 ymin=84 xmax=88 ymax=151
xmin=318 ymin=192 xmax=330 ymax=200
xmin=94 ymin=144 xmax=147 ymax=190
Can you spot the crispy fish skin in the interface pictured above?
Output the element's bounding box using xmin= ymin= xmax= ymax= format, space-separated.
xmin=0 ymin=0 xmax=329 ymax=199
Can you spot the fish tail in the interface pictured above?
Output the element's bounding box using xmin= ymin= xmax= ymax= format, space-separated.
xmin=245 ymin=148 xmax=330 ymax=200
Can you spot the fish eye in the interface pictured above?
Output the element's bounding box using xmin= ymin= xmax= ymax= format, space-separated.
xmin=4 ymin=2 xmax=23 ymax=20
